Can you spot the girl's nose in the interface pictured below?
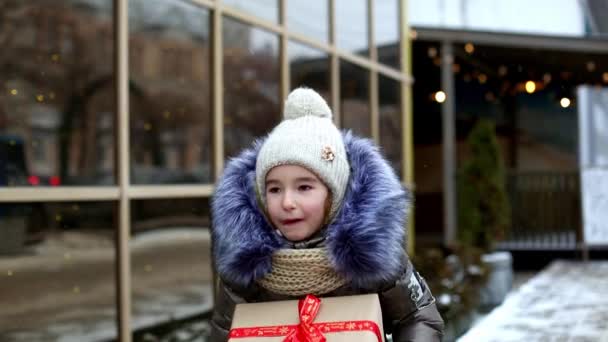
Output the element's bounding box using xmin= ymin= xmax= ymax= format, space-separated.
xmin=282 ymin=191 xmax=296 ymax=210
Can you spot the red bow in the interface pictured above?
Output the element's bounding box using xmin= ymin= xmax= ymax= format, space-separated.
xmin=283 ymin=295 xmax=327 ymax=342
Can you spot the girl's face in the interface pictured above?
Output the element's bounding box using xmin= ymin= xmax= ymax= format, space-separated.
xmin=265 ymin=164 xmax=329 ymax=242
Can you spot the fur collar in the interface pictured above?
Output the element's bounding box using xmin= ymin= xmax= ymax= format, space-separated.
xmin=212 ymin=131 xmax=410 ymax=290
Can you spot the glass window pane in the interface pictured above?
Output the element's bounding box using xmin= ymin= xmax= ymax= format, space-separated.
xmin=0 ymin=201 xmax=116 ymax=341
xmin=223 ymin=0 xmax=278 ymax=24
xmin=340 ymin=60 xmax=370 ymax=137
xmin=379 ymin=75 xmax=403 ymax=177
xmin=223 ymin=17 xmax=280 ymax=158
xmin=129 ymin=1 xmax=211 ymax=184
xmin=1 ymin=1 xmax=114 ymax=186
xmin=287 ymin=0 xmax=328 ymax=43
xmin=130 ymin=198 xmax=212 ymax=336
xmin=289 ymin=41 xmax=331 ymax=104
xmin=375 ymin=0 xmax=400 ymax=69
xmin=335 ymin=0 xmax=368 ymax=56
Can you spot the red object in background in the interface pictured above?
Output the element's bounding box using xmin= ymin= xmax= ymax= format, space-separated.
xmin=28 ymin=175 xmax=40 ymax=186
xmin=49 ymin=176 xmax=61 ymax=186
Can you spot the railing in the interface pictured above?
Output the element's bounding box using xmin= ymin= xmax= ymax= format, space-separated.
xmin=497 ymin=171 xmax=582 ymax=250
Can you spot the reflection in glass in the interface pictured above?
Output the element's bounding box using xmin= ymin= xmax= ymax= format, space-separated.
xmin=379 ymin=75 xmax=402 ymax=177
xmin=223 ymin=0 xmax=278 ymax=24
xmin=0 ymin=1 xmax=114 ymax=186
xmin=287 ymin=0 xmax=328 ymax=43
xmin=289 ymin=41 xmax=330 ymax=104
xmin=375 ymin=0 xmax=400 ymax=69
xmin=223 ymin=17 xmax=280 ymax=158
xmin=129 ymin=0 xmax=211 ymax=184
xmin=335 ymin=0 xmax=368 ymax=56
xmin=0 ymin=201 xmax=116 ymax=341
xmin=130 ymin=198 xmax=212 ymax=337
xmin=340 ymin=60 xmax=370 ymax=137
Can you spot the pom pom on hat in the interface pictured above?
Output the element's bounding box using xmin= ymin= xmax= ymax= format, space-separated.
xmin=256 ymin=87 xmax=350 ymax=220
xmin=283 ymin=88 xmax=332 ymax=120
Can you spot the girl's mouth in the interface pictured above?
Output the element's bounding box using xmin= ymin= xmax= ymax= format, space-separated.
xmin=282 ymin=219 xmax=302 ymax=225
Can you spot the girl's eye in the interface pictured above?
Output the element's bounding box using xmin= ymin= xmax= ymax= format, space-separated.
xmin=267 ymin=187 xmax=280 ymax=194
xmin=298 ymin=185 xmax=312 ymax=191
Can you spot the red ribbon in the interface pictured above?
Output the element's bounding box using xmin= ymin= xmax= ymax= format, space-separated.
xmin=284 ymin=295 xmax=326 ymax=342
xmin=229 ymin=295 xmax=382 ymax=342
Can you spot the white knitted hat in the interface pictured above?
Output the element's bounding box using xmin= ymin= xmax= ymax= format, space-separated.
xmin=256 ymin=88 xmax=350 ymax=218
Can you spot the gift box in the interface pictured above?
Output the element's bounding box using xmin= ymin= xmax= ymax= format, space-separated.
xmin=228 ymin=294 xmax=385 ymax=342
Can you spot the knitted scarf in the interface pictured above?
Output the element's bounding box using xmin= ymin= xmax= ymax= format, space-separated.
xmin=257 ymin=248 xmax=346 ymax=296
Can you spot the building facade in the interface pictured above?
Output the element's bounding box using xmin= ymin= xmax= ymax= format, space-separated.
xmin=408 ymin=0 xmax=608 ymax=251
xmin=0 ymin=0 xmax=411 ymax=340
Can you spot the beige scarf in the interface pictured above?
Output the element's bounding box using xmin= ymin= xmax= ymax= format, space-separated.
xmin=257 ymin=248 xmax=346 ymax=296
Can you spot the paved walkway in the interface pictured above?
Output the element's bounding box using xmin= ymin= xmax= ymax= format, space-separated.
xmin=458 ymin=260 xmax=608 ymax=342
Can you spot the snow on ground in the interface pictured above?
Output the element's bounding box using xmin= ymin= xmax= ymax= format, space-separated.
xmin=458 ymin=260 xmax=608 ymax=342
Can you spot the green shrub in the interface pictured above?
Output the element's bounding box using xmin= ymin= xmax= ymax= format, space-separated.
xmin=457 ymin=119 xmax=511 ymax=252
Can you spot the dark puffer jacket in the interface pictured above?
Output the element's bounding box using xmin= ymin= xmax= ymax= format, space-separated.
xmin=210 ymin=132 xmax=444 ymax=341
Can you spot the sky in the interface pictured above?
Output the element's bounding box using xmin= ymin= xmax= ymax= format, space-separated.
xmin=69 ymin=0 xmax=588 ymax=57
xmin=410 ymin=0 xmax=585 ymax=37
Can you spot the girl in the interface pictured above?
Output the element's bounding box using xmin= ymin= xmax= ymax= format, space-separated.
xmin=210 ymin=88 xmax=444 ymax=341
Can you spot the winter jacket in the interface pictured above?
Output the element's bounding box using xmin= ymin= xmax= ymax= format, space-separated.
xmin=210 ymin=131 xmax=444 ymax=341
